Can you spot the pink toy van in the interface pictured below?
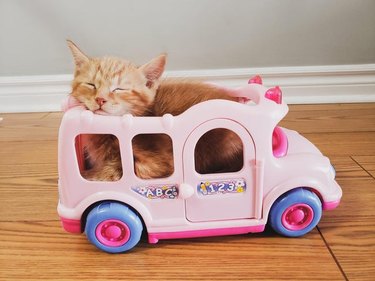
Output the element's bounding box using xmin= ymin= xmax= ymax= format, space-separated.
xmin=57 ymin=76 xmax=342 ymax=253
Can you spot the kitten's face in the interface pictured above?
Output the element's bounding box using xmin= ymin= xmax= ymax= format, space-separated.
xmin=67 ymin=40 xmax=166 ymax=116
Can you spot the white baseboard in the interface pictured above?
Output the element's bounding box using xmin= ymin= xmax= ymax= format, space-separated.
xmin=1 ymin=64 xmax=375 ymax=113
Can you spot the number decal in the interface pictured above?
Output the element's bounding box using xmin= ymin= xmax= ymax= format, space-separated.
xmin=218 ymin=183 xmax=225 ymax=192
xmin=198 ymin=179 xmax=246 ymax=196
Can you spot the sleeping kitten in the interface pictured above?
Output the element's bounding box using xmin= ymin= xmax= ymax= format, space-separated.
xmin=67 ymin=40 xmax=243 ymax=180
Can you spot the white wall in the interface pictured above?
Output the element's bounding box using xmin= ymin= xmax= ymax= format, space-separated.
xmin=0 ymin=0 xmax=375 ymax=112
xmin=0 ymin=0 xmax=374 ymax=76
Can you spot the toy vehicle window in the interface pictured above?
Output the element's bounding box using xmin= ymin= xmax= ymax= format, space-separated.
xmin=132 ymin=134 xmax=174 ymax=179
xmin=75 ymin=134 xmax=123 ymax=182
xmin=195 ymin=128 xmax=243 ymax=174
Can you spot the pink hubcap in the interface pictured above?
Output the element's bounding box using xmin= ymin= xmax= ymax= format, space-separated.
xmin=96 ymin=220 xmax=130 ymax=247
xmin=281 ymin=204 xmax=314 ymax=231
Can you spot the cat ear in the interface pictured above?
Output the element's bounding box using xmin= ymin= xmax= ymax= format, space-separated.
xmin=66 ymin=39 xmax=89 ymax=68
xmin=139 ymin=54 xmax=166 ymax=88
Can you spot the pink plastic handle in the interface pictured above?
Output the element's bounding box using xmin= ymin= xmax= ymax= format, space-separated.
xmin=248 ymin=75 xmax=263 ymax=85
xmin=265 ymin=86 xmax=282 ymax=104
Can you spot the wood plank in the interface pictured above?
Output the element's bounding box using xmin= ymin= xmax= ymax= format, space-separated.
xmin=318 ymin=157 xmax=375 ymax=281
xmin=0 ymin=221 xmax=343 ymax=281
xmin=302 ymin=132 xmax=375 ymax=157
xmin=0 ymin=112 xmax=61 ymax=142
xmin=0 ymin=188 xmax=58 ymax=222
xmin=330 ymin=156 xmax=369 ymax=179
xmin=352 ymin=156 xmax=375 ymax=178
xmin=0 ymin=163 xmax=57 ymax=180
xmin=280 ymin=103 xmax=375 ymax=134
xmin=0 ymin=140 xmax=57 ymax=165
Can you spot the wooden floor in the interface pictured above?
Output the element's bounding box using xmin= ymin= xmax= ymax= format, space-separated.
xmin=0 ymin=103 xmax=374 ymax=281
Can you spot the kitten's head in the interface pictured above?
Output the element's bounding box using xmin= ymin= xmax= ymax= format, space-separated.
xmin=67 ymin=40 xmax=166 ymax=116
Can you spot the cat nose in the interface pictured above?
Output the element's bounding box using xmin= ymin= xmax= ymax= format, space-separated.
xmin=95 ymin=97 xmax=106 ymax=106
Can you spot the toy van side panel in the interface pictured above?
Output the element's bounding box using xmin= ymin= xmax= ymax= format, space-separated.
xmin=283 ymin=128 xmax=322 ymax=156
xmin=262 ymin=155 xmax=342 ymax=218
xmin=110 ymin=114 xmax=188 ymax=227
xmin=58 ymin=191 xmax=153 ymax=222
xmin=58 ymin=94 xmax=289 ymax=236
xmin=58 ymin=98 xmax=285 ymax=199
xmin=182 ymin=119 xmax=257 ymax=222
xmin=58 ymin=110 xmax=191 ymax=227
xmin=58 ymin=109 xmax=133 ymax=208
xmin=146 ymin=217 xmax=267 ymax=235
xmin=58 ymin=109 xmax=86 ymax=206
xmin=262 ymin=177 xmax=341 ymax=219
xmin=263 ymin=153 xmax=332 ymax=193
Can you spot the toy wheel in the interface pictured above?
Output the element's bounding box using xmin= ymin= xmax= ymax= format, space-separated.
xmin=269 ymin=188 xmax=322 ymax=237
xmin=85 ymin=202 xmax=143 ymax=253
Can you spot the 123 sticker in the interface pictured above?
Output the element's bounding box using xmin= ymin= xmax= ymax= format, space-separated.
xmin=198 ymin=179 xmax=246 ymax=196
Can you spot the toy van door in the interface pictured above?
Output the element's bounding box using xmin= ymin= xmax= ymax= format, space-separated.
xmin=183 ymin=119 xmax=256 ymax=222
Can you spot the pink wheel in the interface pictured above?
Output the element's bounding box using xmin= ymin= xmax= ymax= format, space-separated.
xmin=281 ymin=204 xmax=314 ymax=231
xmin=95 ymin=219 xmax=131 ymax=247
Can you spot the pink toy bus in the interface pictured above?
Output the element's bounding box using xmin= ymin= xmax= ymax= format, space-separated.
xmin=57 ymin=76 xmax=342 ymax=253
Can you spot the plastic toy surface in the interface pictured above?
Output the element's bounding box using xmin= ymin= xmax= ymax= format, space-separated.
xmin=57 ymin=76 xmax=342 ymax=253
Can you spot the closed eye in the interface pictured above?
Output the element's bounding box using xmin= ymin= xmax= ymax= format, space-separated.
xmin=85 ymin=83 xmax=96 ymax=89
xmin=113 ymin=88 xmax=127 ymax=92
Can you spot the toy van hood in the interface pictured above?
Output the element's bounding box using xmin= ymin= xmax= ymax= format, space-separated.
xmin=283 ymin=128 xmax=322 ymax=156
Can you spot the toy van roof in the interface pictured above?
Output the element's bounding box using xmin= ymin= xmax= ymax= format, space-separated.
xmin=59 ymin=83 xmax=289 ymax=138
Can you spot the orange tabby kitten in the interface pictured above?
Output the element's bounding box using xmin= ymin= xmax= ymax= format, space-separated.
xmin=67 ymin=40 xmax=243 ymax=180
